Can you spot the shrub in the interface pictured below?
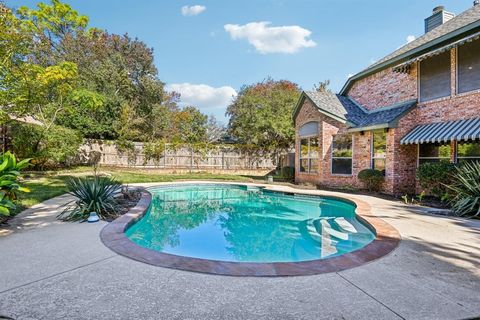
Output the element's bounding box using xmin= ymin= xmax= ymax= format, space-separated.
xmin=416 ymin=162 xmax=456 ymax=198
xmin=10 ymin=123 xmax=82 ymax=169
xmin=143 ymin=140 xmax=165 ymax=165
xmin=280 ymin=166 xmax=295 ymax=180
xmin=447 ymin=161 xmax=480 ymax=217
xmin=58 ymin=173 xmax=122 ymax=221
xmin=358 ymin=169 xmax=384 ymax=191
xmin=0 ymin=152 xmax=31 ymax=216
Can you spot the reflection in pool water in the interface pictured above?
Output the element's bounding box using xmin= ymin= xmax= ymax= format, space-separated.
xmin=126 ymin=185 xmax=375 ymax=263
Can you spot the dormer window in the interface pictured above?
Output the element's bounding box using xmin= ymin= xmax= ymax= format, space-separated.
xmin=419 ymin=51 xmax=451 ymax=102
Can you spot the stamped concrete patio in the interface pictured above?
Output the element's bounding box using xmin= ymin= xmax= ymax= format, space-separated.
xmin=0 ymin=182 xmax=479 ymax=320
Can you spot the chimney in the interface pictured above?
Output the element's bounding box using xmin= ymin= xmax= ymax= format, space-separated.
xmin=424 ymin=6 xmax=455 ymax=33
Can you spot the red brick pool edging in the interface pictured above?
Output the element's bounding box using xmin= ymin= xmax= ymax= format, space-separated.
xmin=100 ymin=185 xmax=400 ymax=276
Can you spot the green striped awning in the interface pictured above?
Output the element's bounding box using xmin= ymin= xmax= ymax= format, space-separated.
xmin=400 ymin=118 xmax=480 ymax=145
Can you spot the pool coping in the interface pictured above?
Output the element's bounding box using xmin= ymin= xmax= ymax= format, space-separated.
xmin=100 ymin=183 xmax=401 ymax=277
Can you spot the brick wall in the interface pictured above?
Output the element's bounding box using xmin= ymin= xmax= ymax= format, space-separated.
xmin=346 ymin=47 xmax=480 ymax=194
xmin=348 ymin=64 xmax=418 ymax=110
xmin=295 ymin=98 xmax=375 ymax=190
xmin=295 ymin=46 xmax=480 ymax=194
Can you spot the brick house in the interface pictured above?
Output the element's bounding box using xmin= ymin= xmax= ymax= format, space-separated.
xmin=293 ymin=4 xmax=480 ymax=195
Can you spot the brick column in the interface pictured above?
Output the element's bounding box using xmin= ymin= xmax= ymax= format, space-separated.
xmin=450 ymin=47 xmax=456 ymax=96
xmin=450 ymin=140 xmax=456 ymax=163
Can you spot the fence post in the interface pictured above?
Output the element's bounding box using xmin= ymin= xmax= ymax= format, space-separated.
xmin=222 ymin=149 xmax=224 ymax=170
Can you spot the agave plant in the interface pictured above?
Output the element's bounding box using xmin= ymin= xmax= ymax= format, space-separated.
xmin=59 ymin=174 xmax=122 ymax=221
xmin=447 ymin=161 xmax=480 ymax=218
xmin=0 ymin=151 xmax=31 ymax=216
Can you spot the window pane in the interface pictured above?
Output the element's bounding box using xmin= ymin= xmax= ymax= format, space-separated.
xmin=300 ymin=139 xmax=309 ymax=158
xmin=309 ymin=159 xmax=319 ymax=173
xmin=458 ymin=39 xmax=480 ymax=93
xmin=420 ymin=51 xmax=451 ymax=102
xmin=332 ymin=159 xmax=352 ymax=175
xmin=372 ymin=130 xmax=387 ymax=158
xmin=457 ymin=141 xmax=480 ymax=157
xmin=332 ymin=135 xmax=352 ymax=157
xmin=299 ymin=122 xmax=318 ymax=137
xmin=419 ymin=143 xmax=451 ymax=158
xmin=300 ymin=159 xmax=308 ymax=172
xmin=373 ymin=158 xmax=386 ymax=173
xmin=309 ymin=137 xmax=319 ymax=158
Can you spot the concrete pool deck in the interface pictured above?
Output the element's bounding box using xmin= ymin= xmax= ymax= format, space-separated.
xmin=0 ymin=181 xmax=479 ymax=320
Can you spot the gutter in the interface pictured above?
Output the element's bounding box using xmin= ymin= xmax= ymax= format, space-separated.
xmin=347 ymin=123 xmax=390 ymax=133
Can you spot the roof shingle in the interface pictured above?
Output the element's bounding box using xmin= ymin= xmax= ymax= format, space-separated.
xmin=368 ymin=5 xmax=480 ymax=71
xmin=302 ymin=91 xmax=416 ymax=131
xmin=340 ymin=5 xmax=480 ymax=94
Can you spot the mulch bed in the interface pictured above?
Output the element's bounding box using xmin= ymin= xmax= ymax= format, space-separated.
xmin=109 ymin=187 xmax=143 ymax=221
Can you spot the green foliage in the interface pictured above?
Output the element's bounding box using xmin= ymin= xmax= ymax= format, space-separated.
xmin=280 ymin=166 xmax=295 ymax=181
xmin=58 ymin=173 xmax=122 ymax=221
xmin=358 ymin=169 xmax=384 ymax=192
xmin=10 ymin=122 xmax=82 ymax=169
xmin=143 ymin=140 xmax=165 ymax=165
xmin=447 ymin=161 xmax=480 ymax=217
xmin=417 ymin=191 xmax=426 ymax=203
xmin=0 ymin=152 xmax=31 ymax=216
xmin=416 ymin=162 xmax=456 ymax=198
xmin=17 ymin=0 xmax=88 ymax=40
xmin=226 ymin=78 xmax=300 ymax=153
xmin=170 ymin=106 xmax=208 ymax=144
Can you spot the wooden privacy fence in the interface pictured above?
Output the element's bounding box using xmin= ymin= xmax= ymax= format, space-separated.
xmin=78 ymin=141 xmax=277 ymax=170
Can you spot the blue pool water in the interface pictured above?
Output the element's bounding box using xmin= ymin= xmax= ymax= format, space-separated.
xmin=126 ymin=184 xmax=375 ymax=263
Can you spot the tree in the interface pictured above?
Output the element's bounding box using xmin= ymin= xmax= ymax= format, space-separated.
xmin=2 ymin=0 xmax=215 ymax=167
xmin=170 ymin=106 xmax=208 ymax=144
xmin=226 ymin=78 xmax=300 ymax=153
xmin=314 ymin=80 xmax=331 ymax=93
xmin=205 ymin=115 xmax=226 ymax=143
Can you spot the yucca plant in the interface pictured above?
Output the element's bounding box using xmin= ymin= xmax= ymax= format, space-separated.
xmin=0 ymin=151 xmax=31 ymax=216
xmin=447 ymin=161 xmax=480 ymax=218
xmin=58 ymin=173 xmax=122 ymax=221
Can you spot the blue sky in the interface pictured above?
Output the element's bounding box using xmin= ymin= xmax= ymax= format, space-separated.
xmin=6 ymin=0 xmax=475 ymax=122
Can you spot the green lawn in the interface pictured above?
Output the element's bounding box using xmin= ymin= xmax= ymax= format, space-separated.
xmin=15 ymin=167 xmax=267 ymax=215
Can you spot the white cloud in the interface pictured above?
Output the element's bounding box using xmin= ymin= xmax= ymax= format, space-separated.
xmin=406 ymin=35 xmax=416 ymax=43
xmin=224 ymin=21 xmax=316 ymax=54
xmin=166 ymin=83 xmax=237 ymax=120
xmin=181 ymin=5 xmax=206 ymax=16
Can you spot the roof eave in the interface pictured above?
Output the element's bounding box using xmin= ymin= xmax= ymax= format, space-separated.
xmin=292 ymin=91 xmax=308 ymax=122
xmin=348 ymin=123 xmax=390 ymax=133
xmin=340 ymin=20 xmax=480 ymax=95
xmin=292 ymin=91 xmax=347 ymax=124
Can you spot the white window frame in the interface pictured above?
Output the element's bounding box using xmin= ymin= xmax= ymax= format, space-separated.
xmin=331 ymin=134 xmax=353 ymax=176
xmin=299 ymin=135 xmax=319 ymax=174
xmin=456 ymin=140 xmax=480 ymax=163
xmin=417 ymin=142 xmax=452 ymax=166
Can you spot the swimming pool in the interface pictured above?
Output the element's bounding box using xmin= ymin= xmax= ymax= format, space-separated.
xmin=125 ymin=184 xmax=375 ymax=263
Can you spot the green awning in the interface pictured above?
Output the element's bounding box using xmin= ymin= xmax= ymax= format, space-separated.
xmin=400 ymin=118 xmax=480 ymax=145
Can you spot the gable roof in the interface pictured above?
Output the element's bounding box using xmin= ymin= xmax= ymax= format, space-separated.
xmin=293 ymin=91 xmax=416 ymax=132
xmin=340 ymin=4 xmax=480 ymax=95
